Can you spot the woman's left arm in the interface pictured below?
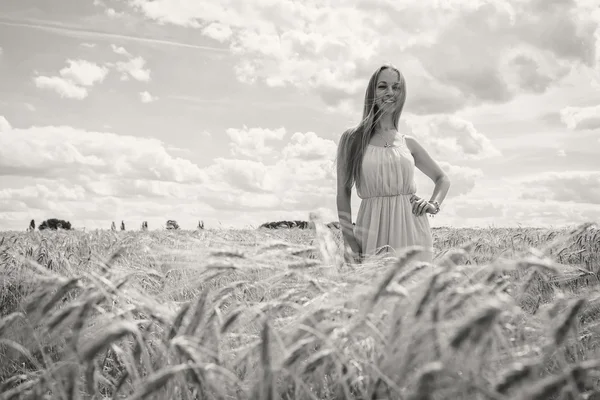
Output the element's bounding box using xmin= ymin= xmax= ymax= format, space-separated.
xmin=405 ymin=135 xmax=451 ymax=215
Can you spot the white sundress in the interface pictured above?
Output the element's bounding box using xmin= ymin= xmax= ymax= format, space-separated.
xmin=353 ymin=134 xmax=434 ymax=263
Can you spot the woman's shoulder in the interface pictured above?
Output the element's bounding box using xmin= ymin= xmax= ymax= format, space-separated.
xmin=402 ymin=134 xmax=420 ymax=149
xmin=402 ymin=134 xmax=430 ymax=156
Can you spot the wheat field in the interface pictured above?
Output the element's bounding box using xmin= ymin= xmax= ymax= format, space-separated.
xmin=1 ymin=219 xmax=600 ymax=400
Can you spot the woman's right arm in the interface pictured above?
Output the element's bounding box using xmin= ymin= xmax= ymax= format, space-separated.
xmin=336 ymin=131 xmax=361 ymax=258
xmin=336 ymin=186 xmax=355 ymax=244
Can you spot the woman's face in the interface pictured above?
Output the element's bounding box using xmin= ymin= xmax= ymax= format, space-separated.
xmin=375 ymin=68 xmax=402 ymax=110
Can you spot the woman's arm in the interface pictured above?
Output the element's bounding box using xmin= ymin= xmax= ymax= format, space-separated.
xmin=405 ymin=135 xmax=451 ymax=214
xmin=336 ymin=130 xmax=361 ymax=257
xmin=336 ymin=130 xmax=357 ymax=240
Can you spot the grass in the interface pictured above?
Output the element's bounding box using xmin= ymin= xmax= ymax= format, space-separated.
xmin=1 ymin=218 xmax=600 ymax=399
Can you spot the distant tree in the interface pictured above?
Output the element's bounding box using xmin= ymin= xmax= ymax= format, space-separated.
xmin=198 ymin=220 xmax=204 ymax=230
xmin=39 ymin=218 xmax=72 ymax=231
xmin=28 ymin=219 xmax=35 ymax=232
xmin=111 ymin=221 xmax=116 ymax=231
xmin=121 ymin=221 xmax=125 ymax=231
xmin=141 ymin=221 xmax=148 ymax=231
xmin=166 ymin=220 xmax=180 ymax=230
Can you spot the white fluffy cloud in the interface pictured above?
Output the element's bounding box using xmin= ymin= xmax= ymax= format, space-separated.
xmin=59 ymin=59 xmax=109 ymax=86
xmin=202 ymin=127 xmax=337 ymax=213
xmin=519 ymin=171 xmax=600 ymax=204
xmin=225 ymin=126 xmax=286 ymax=160
xmin=0 ymin=119 xmax=206 ymax=183
xmin=124 ymin=0 xmax=599 ymax=115
xmin=33 ymin=47 xmax=152 ymax=100
xmin=140 ymin=91 xmax=158 ymax=103
xmin=0 ymin=117 xmax=338 ymax=229
xmin=428 ymin=167 xmax=600 ymax=228
xmin=438 ymin=162 xmax=483 ymax=197
xmin=1 ymin=109 xmax=597 ymax=230
xmin=404 ymin=114 xmax=502 ymax=162
xmin=33 ymin=59 xmax=109 ymax=99
xmin=109 ymin=44 xmax=151 ymax=82
xmin=0 ymin=115 xmax=216 ymax=230
xmin=560 ymin=104 xmax=600 ymax=131
xmin=116 ymin=56 xmax=151 ymax=82
xmin=0 ymin=184 xmax=86 ymax=213
xmin=0 ymin=116 xmax=11 ymax=132
xmin=202 ymin=22 xmax=233 ymax=42
xmin=34 ymin=76 xmax=89 ymax=99
xmin=282 ymin=131 xmax=338 ymax=161
xmin=111 ymin=44 xmax=131 ymax=57
xmin=439 ymin=196 xmax=600 ymax=228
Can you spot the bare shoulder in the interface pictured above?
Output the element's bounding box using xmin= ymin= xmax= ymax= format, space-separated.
xmin=403 ymin=134 xmax=423 ymax=154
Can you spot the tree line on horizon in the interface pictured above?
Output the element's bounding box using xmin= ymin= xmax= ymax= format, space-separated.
xmin=25 ymin=218 xmax=349 ymax=232
xmin=26 ymin=219 xmax=205 ymax=232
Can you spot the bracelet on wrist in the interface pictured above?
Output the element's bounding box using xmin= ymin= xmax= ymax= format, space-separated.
xmin=428 ymin=200 xmax=440 ymax=215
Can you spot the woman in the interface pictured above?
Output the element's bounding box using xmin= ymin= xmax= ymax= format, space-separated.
xmin=336 ymin=64 xmax=451 ymax=264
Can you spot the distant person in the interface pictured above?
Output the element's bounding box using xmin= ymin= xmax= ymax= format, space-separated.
xmin=336 ymin=64 xmax=451 ymax=264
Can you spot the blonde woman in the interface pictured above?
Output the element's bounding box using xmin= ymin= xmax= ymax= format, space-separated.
xmin=336 ymin=64 xmax=451 ymax=263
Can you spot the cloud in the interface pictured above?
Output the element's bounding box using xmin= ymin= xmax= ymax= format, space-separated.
xmin=405 ymin=114 xmax=502 ymax=162
xmin=0 ymin=116 xmax=206 ymax=184
xmin=0 ymin=112 xmax=597 ymax=230
xmin=0 ymin=116 xmax=11 ymax=132
xmin=449 ymin=198 xmax=506 ymax=220
xmin=111 ymin=44 xmax=131 ymax=57
xmin=33 ymin=76 xmax=89 ymax=99
xmin=125 ymin=0 xmax=599 ymax=115
xmin=32 ymin=48 xmax=153 ymax=100
xmin=0 ymin=190 xmax=216 ymax=231
xmin=33 ymin=59 xmax=109 ymax=99
xmin=225 ymin=126 xmax=286 ymax=160
xmin=140 ymin=91 xmax=158 ymax=103
xmin=202 ymin=22 xmax=233 ymax=42
xmin=282 ymin=131 xmax=338 ymax=161
xmin=59 ymin=59 xmax=110 ymax=86
xmin=115 ymin=56 xmax=151 ymax=82
xmin=106 ymin=8 xmax=126 ymax=18
xmin=437 ymin=195 xmax=600 ymax=228
xmin=518 ymin=171 xmax=600 ymax=204
xmin=0 ymin=184 xmax=86 ymax=210
xmin=560 ymin=104 xmax=600 ymax=130
xmin=409 ymin=2 xmax=584 ymax=103
xmin=412 ymin=160 xmax=483 ymax=200
xmin=211 ymin=117 xmax=489 ymax=218
xmin=201 ymin=126 xmax=337 ymax=213
xmin=0 ymin=116 xmax=219 ymax=229
xmin=438 ymin=162 xmax=483 ymax=197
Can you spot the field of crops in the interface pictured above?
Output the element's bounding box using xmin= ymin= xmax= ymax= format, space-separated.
xmin=1 ymin=219 xmax=600 ymax=400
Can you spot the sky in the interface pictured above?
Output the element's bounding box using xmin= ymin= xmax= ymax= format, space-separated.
xmin=0 ymin=0 xmax=599 ymax=231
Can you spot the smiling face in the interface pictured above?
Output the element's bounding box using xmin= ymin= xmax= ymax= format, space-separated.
xmin=360 ymin=64 xmax=408 ymax=133
xmin=375 ymin=68 xmax=403 ymax=111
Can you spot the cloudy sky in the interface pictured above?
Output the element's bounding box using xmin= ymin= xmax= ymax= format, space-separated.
xmin=0 ymin=0 xmax=599 ymax=231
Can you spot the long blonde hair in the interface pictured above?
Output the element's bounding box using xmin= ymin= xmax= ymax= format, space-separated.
xmin=336 ymin=64 xmax=407 ymax=191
